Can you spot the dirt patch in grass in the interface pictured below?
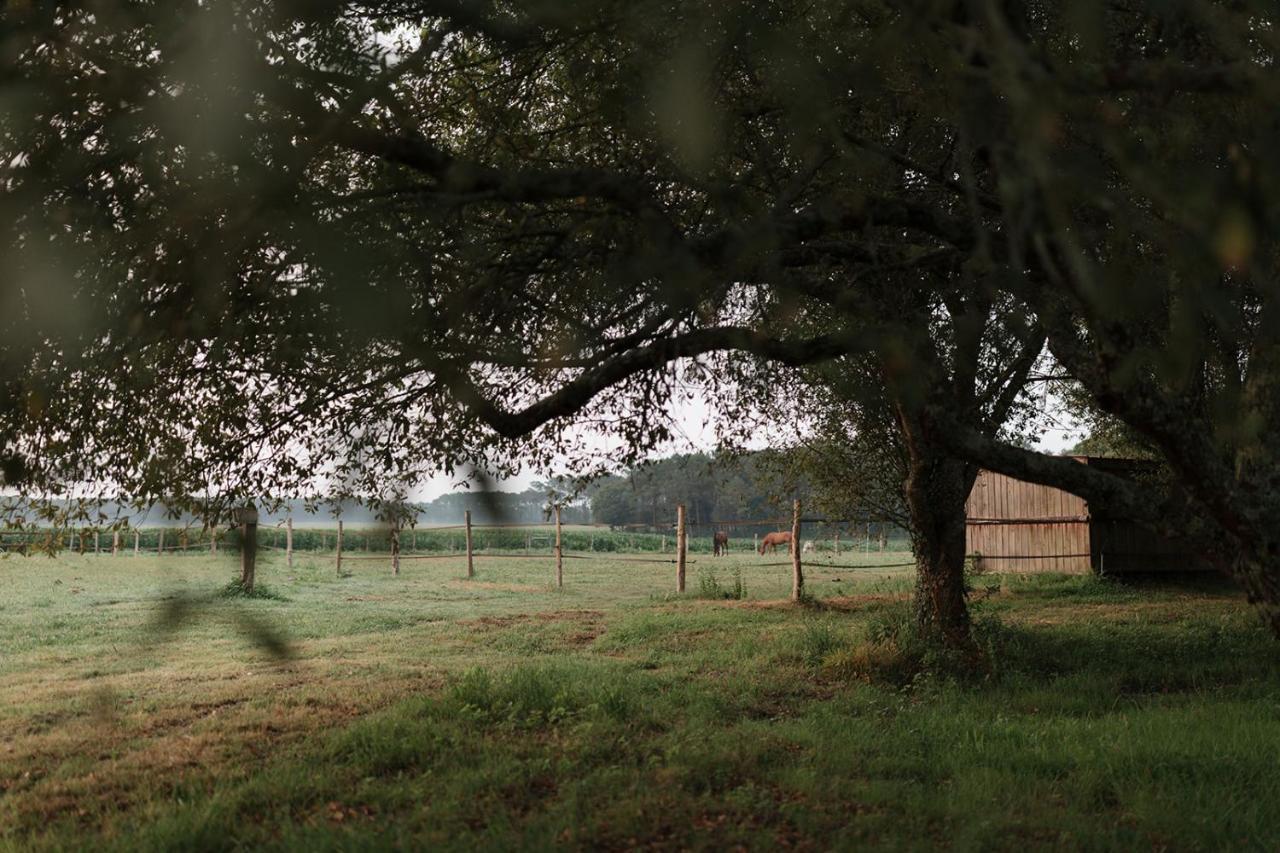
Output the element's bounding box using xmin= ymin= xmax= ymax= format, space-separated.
xmin=447 ymin=580 xmax=544 ymax=593
xmin=466 ymin=609 xmax=605 ymax=627
xmin=703 ymin=593 xmax=909 ymax=612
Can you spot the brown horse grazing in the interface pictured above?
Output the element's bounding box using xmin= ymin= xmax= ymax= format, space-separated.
xmin=758 ymin=531 xmax=792 ymax=555
xmin=713 ymin=531 xmax=729 ymax=556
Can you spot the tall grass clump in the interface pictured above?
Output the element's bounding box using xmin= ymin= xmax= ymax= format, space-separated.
xmin=218 ymin=579 xmax=288 ymax=601
xmin=696 ymin=567 xmax=747 ymax=600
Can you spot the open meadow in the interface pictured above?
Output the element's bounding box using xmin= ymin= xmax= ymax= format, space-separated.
xmin=2 ymin=546 xmax=1279 ymax=850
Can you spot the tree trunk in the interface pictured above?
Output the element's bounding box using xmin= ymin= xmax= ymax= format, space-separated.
xmin=900 ymin=412 xmax=976 ymax=647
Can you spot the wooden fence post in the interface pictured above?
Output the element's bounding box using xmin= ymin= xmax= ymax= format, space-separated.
xmin=336 ymin=520 xmax=344 ymax=576
xmin=286 ymin=517 xmax=294 ymax=569
xmin=555 ymin=505 xmax=563 ymax=588
xmin=753 ymin=532 xmax=758 ymax=554
xmin=676 ymin=504 xmax=687 ymax=593
xmin=158 ymin=528 xmax=164 ymax=555
xmin=134 ymin=530 xmax=140 ymax=556
xmin=239 ymin=506 xmax=258 ymax=592
xmin=791 ymin=499 xmax=804 ymax=602
xmin=94 ymin=530 xmax=100 ymax=554
xmin=834 ymin=531 xmax=841 ymax=555
xmin=211 ymin=525 xmax=218 ymax=556
xmin=391 ymin=522 xmax=400 ymax=576
xmin=465 ymin=510 xmax=474 ymax=578
xmin=112 ymin=530 xmax=120 ymax=556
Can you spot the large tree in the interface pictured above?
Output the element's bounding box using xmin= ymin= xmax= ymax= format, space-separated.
xmin=3 ymin=1 xmax=1280 ymax=635
xmin=770 ymin=283 xmax=1045 ymax=643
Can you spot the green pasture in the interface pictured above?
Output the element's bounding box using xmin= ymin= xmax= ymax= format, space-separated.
xmin=1 ymin=549 xmax=1277 ymax=850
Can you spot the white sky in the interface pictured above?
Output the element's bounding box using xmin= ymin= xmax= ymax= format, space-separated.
xmin=409 ymin=389 xmax=1082 ymax=501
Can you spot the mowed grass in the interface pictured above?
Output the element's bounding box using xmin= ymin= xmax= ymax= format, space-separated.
xmin=1 ymin=548 xmax=1278 ymax=851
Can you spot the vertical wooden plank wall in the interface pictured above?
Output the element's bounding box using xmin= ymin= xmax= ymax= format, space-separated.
xmin=965 ymin=469 xmax=1091 ymax=574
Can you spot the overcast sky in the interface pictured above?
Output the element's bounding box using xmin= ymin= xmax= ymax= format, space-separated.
xmin=409 ymin=389 xmax=1082 ymax=502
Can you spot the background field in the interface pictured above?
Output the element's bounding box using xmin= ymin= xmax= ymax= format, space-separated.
xmin=7 ymin=523 xmax=907 ymax=556
xmin=2 ymin=549 xmax=1278 ymax=850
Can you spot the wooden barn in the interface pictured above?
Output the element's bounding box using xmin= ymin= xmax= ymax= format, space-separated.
xmin=964 ymin=458 xmax=1200 ymax=574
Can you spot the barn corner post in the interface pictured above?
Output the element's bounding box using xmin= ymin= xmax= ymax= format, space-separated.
xmin=238 ymin=505 xmax=259 ymax=593
xmin=286 ymin=516 xmax=294 ymax=569
xmin=791 ymin=499 xmax=803 ymax=602
xmin=676 ymin=504 xmax=687 ymax=593
xmin=555 ymin=504 xmax=564 ymax=588
xmin=336 ymin=519 xmax=344 ymax=577
xmin=465 ymin=509 xmax=474 ymax=578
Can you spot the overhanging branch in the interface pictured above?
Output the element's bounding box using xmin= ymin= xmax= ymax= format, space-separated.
xmin=439 ymin=326 xmax=870 ymax=439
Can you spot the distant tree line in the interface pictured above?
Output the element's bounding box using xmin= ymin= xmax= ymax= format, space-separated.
xmin=414 ymin=485 xmax=590 ymax=526
xmin=588 ymin=451 xmax=799 ymax=530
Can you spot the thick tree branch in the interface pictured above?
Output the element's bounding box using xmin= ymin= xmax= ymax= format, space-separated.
xmin=932 ymin=413 xmax=1160 ymax=523
xmin=439 ymin=326 xmax=870 ymax=439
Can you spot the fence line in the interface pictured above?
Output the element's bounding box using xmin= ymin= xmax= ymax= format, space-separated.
xmin=758 ymin=560 xmax=916 ymax=570
xmin=325 ymin=551 xmax=696 ymax=566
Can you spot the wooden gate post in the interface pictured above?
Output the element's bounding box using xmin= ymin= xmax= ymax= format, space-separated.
xmin=238 ymin=506 xmax=258 ymax=592
xmin=465 ymin=510 xmax=474 ymax=578
xmin=286 ymin=517 xmax=294 ymax=569
xmin=336 ymin=520 xmax=344 ymax=576
xmin=791 ymin=499 xmax=804 ymax=602
xmin=554 ymin=505 xmax=563 ymax=588
xmin=391 ymin=522 xmax=400 ymax=576
xmin=676 ymin=504 xmax=687 ymax=593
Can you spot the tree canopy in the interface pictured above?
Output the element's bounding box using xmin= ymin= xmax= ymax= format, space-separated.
xmin=4 ymin=0 xmax=1280 ymax=632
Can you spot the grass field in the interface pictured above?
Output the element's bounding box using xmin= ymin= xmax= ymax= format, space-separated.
xmin=2 ymin=549 xmax=1278 ymax=850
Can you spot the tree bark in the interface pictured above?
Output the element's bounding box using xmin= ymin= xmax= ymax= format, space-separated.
xmin=899 ymin=411 xmax=976 ymax=647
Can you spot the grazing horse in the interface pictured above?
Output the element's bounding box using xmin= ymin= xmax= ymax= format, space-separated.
xmin=758 ymin=531 xmax=792 ymax=555
xmin=713 ymin=530 xmax=729 ymax=556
